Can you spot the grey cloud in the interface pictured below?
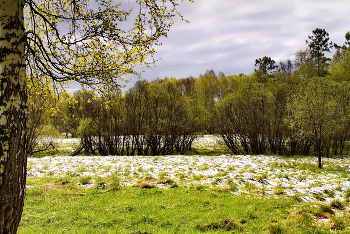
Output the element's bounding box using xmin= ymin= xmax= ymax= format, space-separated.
xmin=125 ymin=0 xmax=350 ymax=87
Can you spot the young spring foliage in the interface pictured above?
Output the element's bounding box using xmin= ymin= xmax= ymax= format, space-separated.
xmin=24 ymin=0 xmax=192 ymax=88
xmin=1 ymin=0 xmax=192 ymax=233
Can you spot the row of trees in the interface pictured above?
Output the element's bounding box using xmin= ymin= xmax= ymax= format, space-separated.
xmin=30 ymin=60 xmax=350 ymax=162
xmin=217 ymin=75 xmax=350 ymax=159
xmin=63 ymin=79 xmax=203 ymax=156
xmin=28 ymin=29 xmax=350 ymax=169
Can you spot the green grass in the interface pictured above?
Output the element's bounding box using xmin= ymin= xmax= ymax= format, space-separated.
xmin=19 ymin=179 xmax=350 ymax=234
xmin=23 ymin=138 xmax=350 ymax=233
xmin=185 ymin=140 xmax=231 ymax=156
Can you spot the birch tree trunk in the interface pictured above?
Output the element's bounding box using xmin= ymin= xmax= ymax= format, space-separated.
xmin=0 ymin=0 xmax=28 ymax=233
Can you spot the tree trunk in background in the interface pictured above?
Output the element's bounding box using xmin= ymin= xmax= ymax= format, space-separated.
xmin=0 ymin=1 xmax=28 ymax=233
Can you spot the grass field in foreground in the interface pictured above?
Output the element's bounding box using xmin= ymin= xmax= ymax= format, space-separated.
xmin=19 ymin=178 xmax=350 ymax=234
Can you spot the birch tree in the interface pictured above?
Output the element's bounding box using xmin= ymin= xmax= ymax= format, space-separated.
xmin=0 ymin=0 xmax=191 ymax=233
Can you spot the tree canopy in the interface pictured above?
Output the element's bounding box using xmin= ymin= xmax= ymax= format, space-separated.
xmin=254 ymin=56 xmax=278 ymax=75
xmin=24 ymin=0 xmax=192 ymax=88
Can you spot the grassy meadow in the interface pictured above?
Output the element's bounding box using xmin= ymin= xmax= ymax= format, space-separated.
xmin=19 ymin=137 xmax=350 ymax=233
xmin=19 ymin=180 xmax=350 ymax=234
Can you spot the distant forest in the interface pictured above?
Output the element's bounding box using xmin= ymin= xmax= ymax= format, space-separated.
xmin=28 ymin=28 xmax=350 ymax=164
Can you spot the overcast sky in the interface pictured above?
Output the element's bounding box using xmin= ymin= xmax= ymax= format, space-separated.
xmin=120 ymin=0 xmax=350 ymax=88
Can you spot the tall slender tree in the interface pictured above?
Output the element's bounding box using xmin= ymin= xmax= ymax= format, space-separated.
xmin=0 ymin=0 xmax=191 ymax=233
xmin=306 ymin=28 xmax=334 ymax=76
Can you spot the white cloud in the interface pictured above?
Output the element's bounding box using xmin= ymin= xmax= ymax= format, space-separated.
xmin=124 ymin=0 xmax=350 ymax=87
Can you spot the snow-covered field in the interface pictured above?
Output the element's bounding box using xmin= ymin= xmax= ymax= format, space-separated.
xmin=28 ymin=149 xmax=350 ymax=203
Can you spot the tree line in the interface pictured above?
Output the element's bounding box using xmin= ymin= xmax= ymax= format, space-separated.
xmin=29 ymin=28 xmax=350 ymax=169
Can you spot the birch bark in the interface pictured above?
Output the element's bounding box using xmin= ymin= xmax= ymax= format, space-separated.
xmin=0 ymin=0 xmax=27 ymax=233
